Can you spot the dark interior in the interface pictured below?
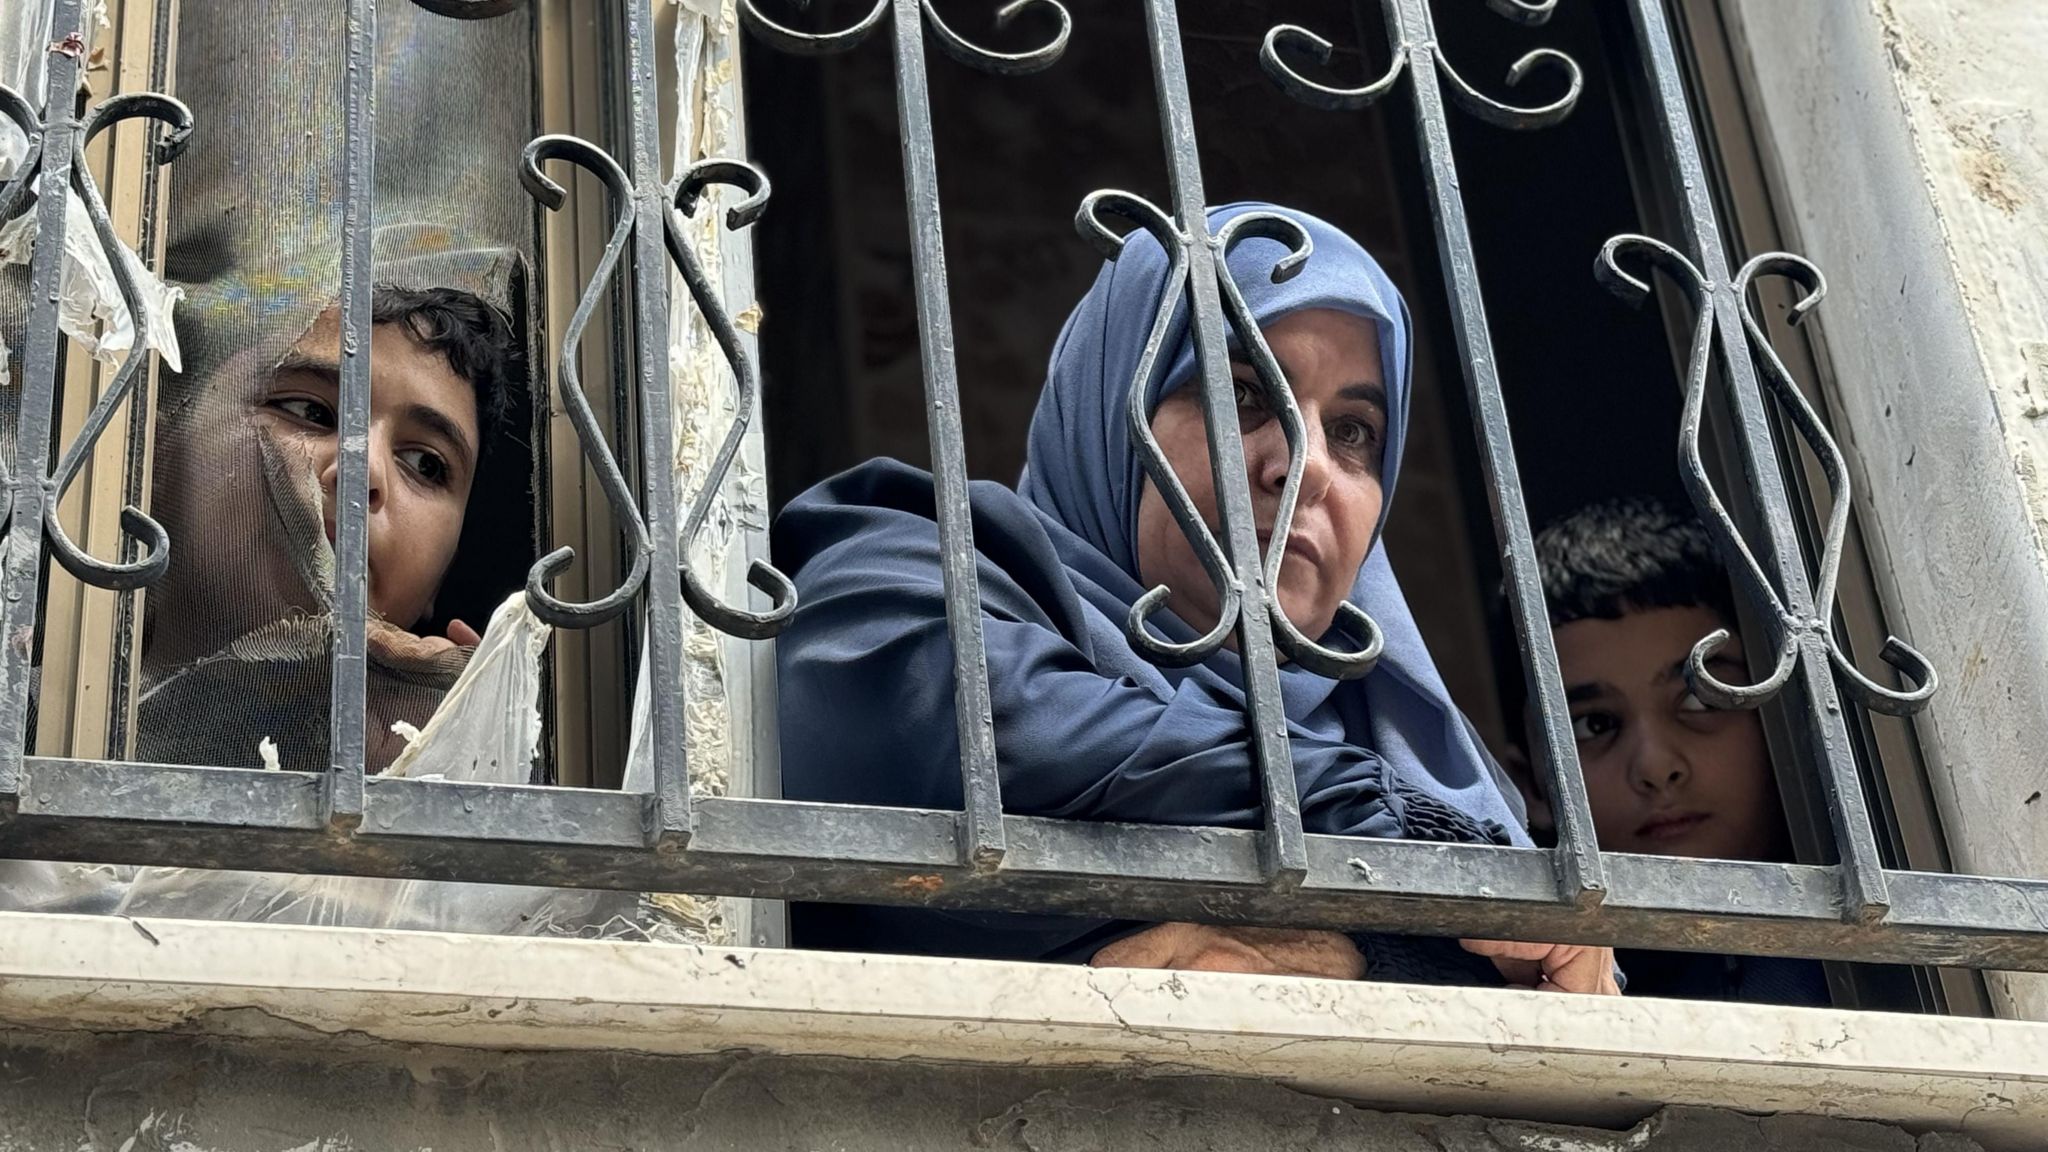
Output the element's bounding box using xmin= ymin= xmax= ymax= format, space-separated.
xmin=743 ymin=0 xmax=1684 ymax=750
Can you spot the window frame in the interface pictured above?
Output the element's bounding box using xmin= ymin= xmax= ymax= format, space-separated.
xmin=2 ymin=0 xmax=2042 ymax=989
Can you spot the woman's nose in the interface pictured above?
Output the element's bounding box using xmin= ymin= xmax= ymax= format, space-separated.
xmin=1248 ymin=420 xmax=1291 ymax=495
xmin=1251 ymin=416 xmax=1332 ymax=507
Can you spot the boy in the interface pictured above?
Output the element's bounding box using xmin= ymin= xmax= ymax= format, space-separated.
xmin=252 ymin=285 xmax=523 ymax=654
xmin=136 ymin=284 xmax=528 ymax=772
xmin=1508 ymin=497 xmax=1830 ymax=1005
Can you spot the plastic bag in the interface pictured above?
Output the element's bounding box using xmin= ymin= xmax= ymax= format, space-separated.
xmin=386 ymin=591 xmax=549 ymax=783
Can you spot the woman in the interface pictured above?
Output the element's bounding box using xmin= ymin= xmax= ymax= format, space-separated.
xmin=774 ymin=201 xmax=1616 ymax=993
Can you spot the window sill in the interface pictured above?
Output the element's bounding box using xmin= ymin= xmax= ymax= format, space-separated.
xmin=0 ymin=911 xmax=2040 ymax=1148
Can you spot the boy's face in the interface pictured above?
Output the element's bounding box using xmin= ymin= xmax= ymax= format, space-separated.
xmin=1547 ymin=605 xmax=1788 ymax=861
xmin=250 ymin=309 xmax=480 ymax=632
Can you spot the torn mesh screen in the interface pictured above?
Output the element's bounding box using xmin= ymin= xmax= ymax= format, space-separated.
xmin=136 ymin=0 xmax=539 ymax=774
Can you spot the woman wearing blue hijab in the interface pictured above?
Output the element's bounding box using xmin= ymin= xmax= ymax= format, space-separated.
xmin=774 ymin=202 xmax=1616 ymax=993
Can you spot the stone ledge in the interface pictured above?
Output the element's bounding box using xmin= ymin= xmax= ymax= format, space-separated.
xmin=0 ymin=912 xmax=2041 ymax=1148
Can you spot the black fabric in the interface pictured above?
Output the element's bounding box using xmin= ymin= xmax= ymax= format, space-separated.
xmin=1615 ymin=948 xmax=1830 ymax=1006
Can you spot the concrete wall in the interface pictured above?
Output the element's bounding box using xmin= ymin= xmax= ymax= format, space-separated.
xmin=6 ymin=914 xmax=2042 ymax=1147
xmin=1718 ymin=0 xmax=2048 ymax=1019
xmin=0 ymin=1030 xmax=1980 ymax=1152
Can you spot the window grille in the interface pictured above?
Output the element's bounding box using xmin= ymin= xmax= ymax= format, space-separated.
xmin=1 ymin=0 xmax=2043 ymax=978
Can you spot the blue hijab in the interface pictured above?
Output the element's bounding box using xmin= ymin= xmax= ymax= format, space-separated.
xmin=775 ymin=201 xmax=1527 ymax=964
xmin=1018 ymin=202 xmax=1522 ymax=830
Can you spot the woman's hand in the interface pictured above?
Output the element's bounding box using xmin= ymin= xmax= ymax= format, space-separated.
xmin=1460 ymin=938 xmax=1621 ymax=995
xmin=1089 ymin=922 xmax=1366 ymax=979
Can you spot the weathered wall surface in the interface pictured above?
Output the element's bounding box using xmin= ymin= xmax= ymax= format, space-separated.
xmin=1720 ymin=0 xmax=2048 ymax=1020
xmin=0 ymin=1030 xmax=1979 ymax=1152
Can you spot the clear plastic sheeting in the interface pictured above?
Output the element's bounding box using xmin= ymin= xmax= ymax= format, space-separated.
xmin=0 ymin=199 xmax=187 ymax=373
xmin=0 ymin=858 xmax=718 ymax=942
xmin=0 ymin=596 xmax=710 ymax=941
xmin=2 ymin=0 xmax=676 ymax=931
xmin=0 ymin=0 xmax=185 ymax=387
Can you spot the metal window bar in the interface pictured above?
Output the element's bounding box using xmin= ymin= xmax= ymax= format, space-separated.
xmin=0 ymin=0 xmax=2044 ymax=979
xmin=324 ymin=0 xmax=376 ymax=831
xmin=1264 ymin=0 xmax=1605 ymax=909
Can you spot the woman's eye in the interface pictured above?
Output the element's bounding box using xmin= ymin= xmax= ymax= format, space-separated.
xmin=264 ymin=396 xmax=336 ymax=430
xmin=1570 ymin=712 xmax=1617 ymax=743
xmin=397 ymin=446 xmax=450 ymax=488
xmin=1330 ymin=417 xmax=1377 ymax=449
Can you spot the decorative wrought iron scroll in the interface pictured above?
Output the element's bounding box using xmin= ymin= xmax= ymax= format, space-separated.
xmin=409 ymin=0 xmax=524 ymax=18
xmin=667 ymin=159 xmax=798 ymax=641
xmin=1213 ymin=211 xmax=1387 ymax=682
xmin=1073 ymin=191 xmax=1235 ymax=670
xmin=1074 ymin=190 xmax=1386 ymax=682
xmin=1596 ymin=237 xmax=1938 ymax=718
xmin=0 ymin=85 xmax=189 ymax=590
xmin=520 ymin=135 xmax=657 ymax=630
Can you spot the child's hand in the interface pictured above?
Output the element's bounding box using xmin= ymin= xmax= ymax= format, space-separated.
xmin=366 ymin=617 xmax=481 ymax=663
xmin=1089 ymin=922 xmax=1366 ymax=980
xmin=1459 ymin=938 xmax=1621 ymax=995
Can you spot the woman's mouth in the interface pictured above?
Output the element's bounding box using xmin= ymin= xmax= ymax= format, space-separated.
xmin=1636 ymin=811 xmax=1710 ymax=842
xmin=1256 ymin=531 xmax=1323 ymax=568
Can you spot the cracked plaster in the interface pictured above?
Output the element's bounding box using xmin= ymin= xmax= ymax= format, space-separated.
xmin=0 ymin=1033 xmax=1989 ymax=1152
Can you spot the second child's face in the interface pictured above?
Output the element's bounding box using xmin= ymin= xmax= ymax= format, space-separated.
xmin=251 ymin=311 xmax=480 ymax=632
xmin=1551 ymin=605 xmax=1789 ymax=862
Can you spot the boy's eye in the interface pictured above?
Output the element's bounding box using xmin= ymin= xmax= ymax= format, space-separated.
xmin=1232 ymin=375 xmax=1265 ymax=412
xmin=1570 ymin=712 xmax=1618 ymax=743
xmin=397 ymin=446 xmax=451 ymax=488
xmin=1677 ymin=690 xmax=1710 ymax=714
xmin=264 ymin=396 xmax=337 ymax=431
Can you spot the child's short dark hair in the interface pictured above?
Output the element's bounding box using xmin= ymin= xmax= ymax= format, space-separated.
xmin=1532 ymin=497 xmax=1736 ymax=629
xmin=370 ymin=284 xmax=521 ymax=465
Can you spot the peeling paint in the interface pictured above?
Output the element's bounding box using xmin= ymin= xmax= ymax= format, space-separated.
xmin=1878 ymin=0 xmax=2048 ymax=574
xmin=654 ymin=0 xmax=759 ymax=945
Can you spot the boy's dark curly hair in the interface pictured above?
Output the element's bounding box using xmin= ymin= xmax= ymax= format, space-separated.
xmin=371 ymin=284 xmax=521 ymax=466
xmin=1531 ymin=496 xmax=1736 ymax=629
xmin=1491 ymin=497 xmax=1740 ymax=776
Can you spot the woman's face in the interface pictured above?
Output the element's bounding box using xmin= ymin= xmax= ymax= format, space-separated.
xmin=1136 ymin=308 xmax=1388 ymax=644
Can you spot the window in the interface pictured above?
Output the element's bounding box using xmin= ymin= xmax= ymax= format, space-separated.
xmin=1 ymin=0 xmax=2040 ymax=1005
